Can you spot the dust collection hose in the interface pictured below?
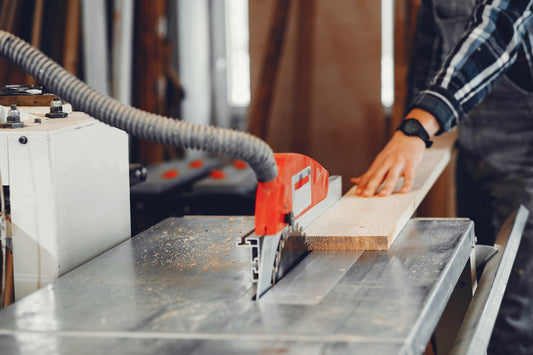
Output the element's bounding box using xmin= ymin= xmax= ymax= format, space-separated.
xmin=0 ymin=30 xmax=278 ymax=182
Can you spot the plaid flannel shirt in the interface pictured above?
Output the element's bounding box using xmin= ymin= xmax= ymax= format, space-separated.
xmin=408 ymin=0 xmax=533 ymax=133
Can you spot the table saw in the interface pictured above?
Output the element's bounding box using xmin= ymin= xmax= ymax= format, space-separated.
xmin=0 ymin=207 xmax=527 ymax=355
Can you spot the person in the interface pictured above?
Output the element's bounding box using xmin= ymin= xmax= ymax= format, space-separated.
xmin=352 ymin=0 xmax=533 ymax=353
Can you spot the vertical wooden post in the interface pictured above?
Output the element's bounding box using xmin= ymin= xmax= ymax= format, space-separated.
xmin=0 ymin=0 xmax=17 ymax=34
xmin=135 ymin=0 xmax=170 ymax=164
xmin=292 ymin=0 xmax=315 ymax=154
xmin=0 ymin=0 xmax=24 ymax=84
xmin=25 ymin=0 xmax=44 ymax=84
xmin=391 ymin=0 xmax=421 ymax=135
xmin=3 ymin=247 xmax=14 ymax=308
xmin=247 ymin=0 xmax=291 ymax=139
xmin=31 ymin=0 xmax=44 ymax=48
xmin=64 ymin=0 xmax=81 ymax=75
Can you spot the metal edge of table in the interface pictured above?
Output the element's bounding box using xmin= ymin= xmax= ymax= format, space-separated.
xmin=399 ymin=218 xmax=476 ymax=355
xmin=450 ymin=206 xmax=529 ymax=355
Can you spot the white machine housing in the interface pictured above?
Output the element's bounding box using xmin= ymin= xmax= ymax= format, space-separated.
xmin=0 ymin=106 xmax=131 ymax=300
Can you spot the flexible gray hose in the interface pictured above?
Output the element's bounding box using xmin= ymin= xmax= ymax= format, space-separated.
xmin=0 ymin=30 xmax=278 ymax=182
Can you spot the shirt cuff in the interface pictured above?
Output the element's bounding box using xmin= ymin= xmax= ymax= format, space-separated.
xmin=408 ymin=85 xmax=465 ymax=134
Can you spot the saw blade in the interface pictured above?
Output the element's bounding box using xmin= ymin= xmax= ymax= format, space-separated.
xmin=256 ymin=232 xmax=282 ymax=298
xmin=252 ymin=176 xmax=342 ymax=299
xmin=272 ymin=223 xmax=309 ymax=286
xmin=255 ymin=224 xmax=309 ymax=299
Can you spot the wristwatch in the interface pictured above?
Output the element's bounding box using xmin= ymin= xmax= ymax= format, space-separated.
xmin=396 ymin=119 xmax=433 ymax=148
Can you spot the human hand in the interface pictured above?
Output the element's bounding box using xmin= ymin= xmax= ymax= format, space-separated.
xmin=351 ymin=109 xmax=440 ymax=197
xmin=351 ymin=131 xmax=426 ymax=197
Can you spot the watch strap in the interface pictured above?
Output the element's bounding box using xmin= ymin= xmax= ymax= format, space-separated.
xmin=396 ymin=118 xmax=433 ymax=148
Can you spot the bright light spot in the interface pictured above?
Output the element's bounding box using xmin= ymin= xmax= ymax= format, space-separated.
xmin=381 ymin=0 xmax=394 ymax=108
xmin=226 ymin=0 xmax=251 ymax=106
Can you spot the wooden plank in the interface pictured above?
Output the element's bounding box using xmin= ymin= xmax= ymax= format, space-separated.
xmin=418 ymin=130 xmax=458 ymax=219
xmin=305 ymin=132 xmax=456 ymax=250
xmin=0 ymin=94 xmax=56 ymax=107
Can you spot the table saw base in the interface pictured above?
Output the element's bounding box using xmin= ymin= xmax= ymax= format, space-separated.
xmin=0 ymin=215 xmax=515 ymax=355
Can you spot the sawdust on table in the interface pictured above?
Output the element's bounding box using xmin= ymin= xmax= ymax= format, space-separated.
xmin=135 ymin=218 xmax=249 ymax=274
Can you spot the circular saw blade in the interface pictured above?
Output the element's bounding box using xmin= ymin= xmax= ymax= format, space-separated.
xmin=272 ymin=223 xmax=309 ymax=286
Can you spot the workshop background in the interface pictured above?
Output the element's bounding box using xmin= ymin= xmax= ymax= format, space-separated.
xmin=0 ymin=0 xmax=455 ymax=223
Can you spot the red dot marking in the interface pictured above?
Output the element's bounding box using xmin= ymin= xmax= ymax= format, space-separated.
xmin=210 ymin=169 xmax=226 ymax=179
xmin=162 ymin=169 xmax=179 ymax=179
xmin=188 ymin=159 xmax=204 ymax=169
xmin=233 ymin=160 xmax=247 ymax=169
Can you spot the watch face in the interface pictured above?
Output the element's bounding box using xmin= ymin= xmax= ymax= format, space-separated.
xmin=398 ymin=119 xmax=432 ymax=148
xmin=403 ymin=120 xmax=420 ymax=135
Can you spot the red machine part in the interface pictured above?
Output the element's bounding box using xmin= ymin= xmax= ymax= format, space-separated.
xmin=210 ymin=169 xmax=226 ymax=179
xmin=233 ymin=160 xmax=248 ymax=169
xmin=188 ymin=159 xmax=204 ymax=169
xmin=161 ymin=169 xmax=179 ymax=179
xmin=254 ymin=153 xmax=329 ymax=236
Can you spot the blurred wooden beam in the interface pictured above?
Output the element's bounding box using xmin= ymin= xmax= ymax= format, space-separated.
xmin=247 ymin=0 xmax=291 ymax=139
xmin=3 ymin=247 xmax=14 ymax=308
xmin=391 ymin=0 xmax=421 ymax=135
xmin=135 ymin=0 xmax=169 ymax=164
xmin=25 ymin=0 xmax=44 ymax=84
xmin=0 ymin=0 xmax=22 ymax=84
xmin=64 ymin=0 xmax=81 ymax=75
xmin=292 ymin=0 xmax=315 ymax=154
xmin=31 ymin=0 xmax=43 ymax=48
xmin=0 ymin=0 xmax=17 ymax=32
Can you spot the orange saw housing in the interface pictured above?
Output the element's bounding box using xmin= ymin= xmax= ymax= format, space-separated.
xmin=254 ymin=153 xmax=329 ymax=236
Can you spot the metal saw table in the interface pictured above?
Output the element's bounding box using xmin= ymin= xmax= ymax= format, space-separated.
xmin=0 ymin=216 xmax=483 ymax=354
